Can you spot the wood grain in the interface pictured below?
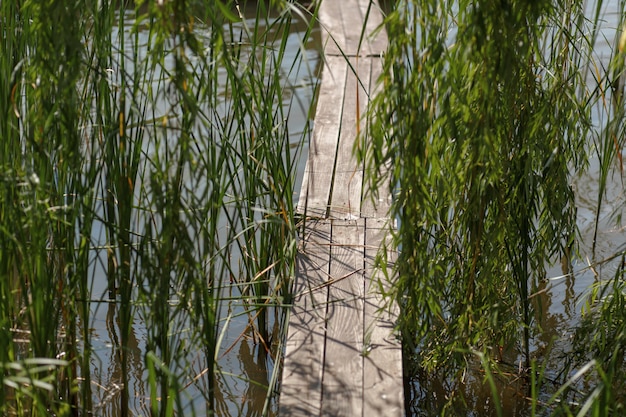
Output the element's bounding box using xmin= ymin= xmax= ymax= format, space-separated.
xmin=327 ymin=56 xmax=369 ymax=219
xmin=363 ymin=218 xmax=403 ymax=416
xmin=279 ymin=221 xmax=331 ymax=416
xmin=281 ymin=1 xmax=403 ymax=416
xmin=359 ymin=55 xmax=393 ymax=219
xmin=320 ymin=219 xmax=365 ymax=416
xmin=297 ymin=57 xmax=348 ymax=218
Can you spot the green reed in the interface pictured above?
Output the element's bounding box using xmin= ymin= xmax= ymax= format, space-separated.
xmin=0 ymin=0 xmax=315 ymax=415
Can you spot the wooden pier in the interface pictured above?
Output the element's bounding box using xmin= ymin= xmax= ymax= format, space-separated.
xmin=279 ymin=1 xmax=404 ymax=416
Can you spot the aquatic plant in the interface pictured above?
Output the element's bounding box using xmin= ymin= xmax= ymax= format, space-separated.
xmin=0 ymin=0 xmax=316 ymax=415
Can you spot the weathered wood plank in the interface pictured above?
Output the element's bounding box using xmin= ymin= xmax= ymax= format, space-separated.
xmin=283 ymin=1 xmax=402 ymax=416
xmin=359 ymin=55 xmax=393 ymax=219
xmin=359 ymin=0 xmax=389 ymax=55
xmin=363 ymin=218 xmax=403 ymax=416
xmin=318 ymin=0 xmax=346 ymax=56
xmin=279 ymin=221 xmax=331 ymax=416
xmin=327 ymin=56 xmax=370 ymax=219
xmin=298 ymin=0 xmax=390 ymax=219
xmin=338 ymin=0 xmax=364 ymax=56
xmin=320 ymin=219 xmax=366 ymax=416
xmin=297 ymin=57 xmax=348 ymax=217
xmin=321 ymin=0 xmax=388 ymax=57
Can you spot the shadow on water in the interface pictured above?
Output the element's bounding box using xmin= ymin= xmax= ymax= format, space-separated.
xmin=407 ymin=228 xmax=625 ymax=416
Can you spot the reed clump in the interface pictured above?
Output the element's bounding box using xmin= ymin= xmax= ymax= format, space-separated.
xmin=0 ymin=0 xmax=316 ymax=415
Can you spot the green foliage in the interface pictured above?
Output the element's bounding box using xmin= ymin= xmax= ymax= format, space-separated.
xmin=360 ymin=0 xmax=592 ymax=387
xmin=361 ymin=0 xmax=626 ymax=414
xmin=556 ymin=256 xmax=626 ymax=415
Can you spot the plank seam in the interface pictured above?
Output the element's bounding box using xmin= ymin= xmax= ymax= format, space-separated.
xmin=326 ymin=63 xmax=350 ymax=218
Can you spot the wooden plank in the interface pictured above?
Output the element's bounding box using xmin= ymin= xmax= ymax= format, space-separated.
xmin=359 ymin=55 xmax=393 ymax=219
xmin=318 ymin=0 xmax=346 ymax=56
xmin=297 ymin=57 xmax=348 ymax=217
xmin=299 ymin=0 xmax=390 ymax=220
xmin=285 ymin=1 xmax=402 ymax=416
xmin=363 ymin=218 xmax=403 ymax=416
xmin=327 ymin=56 xmax=370 ymax=219
xmin=359 ymin=0 xmax=389 ymax=56
xmin=279 ymin=221 xmax=331 ymax=416
xmin=339 ymin=0 xmax=387 ymax=56
xmin=320 ymin=219 xmax=366 ymax=416
xmin=338 ymin=0 xmax=364 ymax=56
xmin=320 ymin=0 xmax=388 ymax=57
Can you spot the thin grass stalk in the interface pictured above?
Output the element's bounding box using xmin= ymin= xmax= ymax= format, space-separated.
xmin=215 ymin=1 xmax=305 ymax=350
xmin=189 ymin=5 xmax=230 ymax=413
xmin=0 ymin=2 xmax=24 ymax=411
xmin=99 ymin=3 xmax=133 ymax=414
xmin=81 ymin=3 xmax=122 ymax=409
xmin=132 ymin=1 xmax=233 ymax=413
xmin=0 ymin=0 xmax=92 ymax=413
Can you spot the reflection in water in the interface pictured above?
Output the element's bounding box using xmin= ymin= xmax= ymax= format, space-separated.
xmin=238 ymin=335 xmax=269 ymax=417
xmin=95 ymin=302 xmax=145 ymax=417
xmin=409 ymin=365 xmax=529 ymax=417
xmin=408 ymin=232 xmax=623 ymax=415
